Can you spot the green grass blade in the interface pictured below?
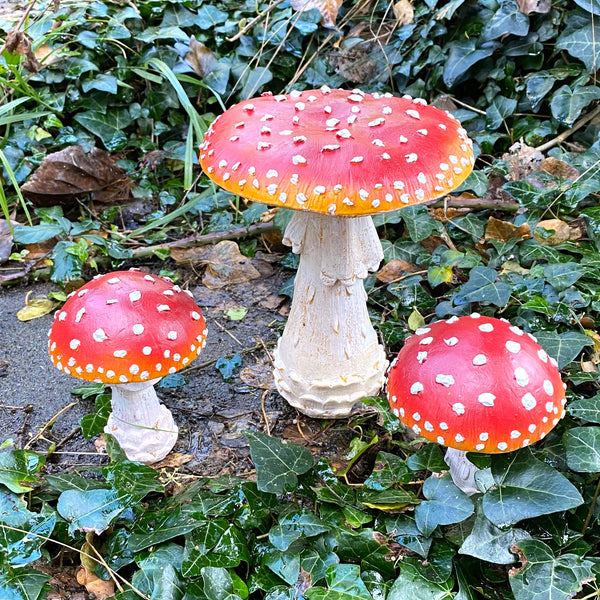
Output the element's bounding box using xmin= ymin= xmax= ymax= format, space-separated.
xmin=0 ymin=148 xmax=32 ymax=226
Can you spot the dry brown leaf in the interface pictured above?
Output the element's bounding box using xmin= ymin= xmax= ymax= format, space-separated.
xmin=185 ymin=37 xmax=218 ymax=77
xmin=502 ymin=142 xmax=544 ymax=181
xmin=0 ymin=219 xmax=18 ymax=263
xmin=239 ymin=358 xmax=277 ymax=390
xmin=154 ymin=453 xmax=194 ymax=469
xmin=484 ymin=216 xmax=531 ymax=243
xmin=517 ymin=0 xmax=551 ymax=14
xmin=540 ymin=157 xmax=580 ymax=180
xmin=375 ymin=260 xmax=421 ymax=283
xmin=76 ymin=566 xmax=114 ymax=600
xmin=197 ymin=240 xmax=261 ymax=290
xmin=21 ymin=146 xmax=132 ymax=207
xmin=534 ymin=218 xmax=581 ymax=246
xmin=289 ymin=0 xmax=343 ymax=28
xmin=5 ymin=29 xmax=40 ymax=72
xmin=393 ymin=0 xmax=414 ymax=25
xmin=16 ymin=294 xmax=58 ymax=322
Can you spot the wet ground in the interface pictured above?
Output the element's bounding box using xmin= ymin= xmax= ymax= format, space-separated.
xmin=0 ymin=257 xmax=363 ymax=478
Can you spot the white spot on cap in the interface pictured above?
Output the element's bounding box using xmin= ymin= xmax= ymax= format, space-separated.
xmin=440 ymin=422 xmax=449 ymax=430
xmin=314 ymin=185 xmax=326 ymax=195
xmin=129 ymin=290 xmax=141 ymax=302
xmin=393 ymin=181 xmax=405 ymax=190
xmin=350 ymin=156 xmax=364 ymax=163
xmin=157 ymin=304 xmax=170 ymax=312
xmin=405 ymin=153 xmax=418 ymax=163
xmin=416 ymin=351 xmax=427 ymax=363
xmin=292 ymin=155 xmax=306 ymax=165
xmin=473 ymin=354 xmax=487 ymax=366
xmin=437 ymin=436 xmax=445 ymax=444
xmin=406 ymin=109 xmax=420 ymax=119
xmin=86 ymin=364 xmax=94 ymax=373
xmin=75 ymin=308 xmax=85 ymax=323
xmin=143 ymin=346 xmax=152 ymax=355
xmin=412 ymin=412 xmax=421 ymax=421
xmin=549 ymin=357 xmax=558 ymax=367
xmin=478 ymin=393 xmax=495 ymax=407
xmin=545 ymin=401 xmax=554 ymax=413
xmin=478 ymin=323 xmax=494 ymax=332
xmin=113 ymin=350 xmax=127 ymax=358
xmin=452 ymin=403 xmax=465 ymax=415
xmin=506 ymin=340 xmax=521 ymax=353
xmin=167 ymin=331 xmax=177 ymax=340
xmin=415 ymin=327 xmax=430 ymax=335
xmin=424 ymin=421 xmax=434 ymax=432
xmin=444 ymin=337 xmax=458 ymax=346
xmin=436 ymin=374 xmax=455 ymax=387
xmin=130 ymin=364 xmax=139 ymax=375
xmin=132 ymin=324 xmax=144 ymax=335
xmin=322 ymin=144 xmax=341 ymax=151
xmin=522 ymin=393 xmax=536 ymax=410
xmin=411 ymin=382 xmax=424 ymax=395
xmin=368 ymin=117 xmax=385 ymax=127
xmin=399 ymin=135 xmax=408 ymax=143
xmin=58 ymin=311 xmax=67 ymax=321
xmin=420 ymin=337 xmax=433 ymax=345
xmin=543 ymin=380 xmax=554 ymax=396
xmin=108 ymin=277 xmax=120 ymax=284
xmin=497 ymin=442 xmax=508 ymax=451
xmin=528 ymin=424 xmax=536 ymax=433
xmin=266 ymin=169 xmax=278 ymax=178
xmin=336 ymin=129 xmax=351 ymax=139
xmin=476 ymin=443 xmax=485 ymax=451
xmin=296 ymin=193 xmax=307 ymax=203
xmin=515 ymin=367 xmax=529 ymax=386
xmin=538 ymin=349 xmax=548 ymax=363
xmin=70 ymin=339 xmax=80 ymax=350
xmin=93 ymin=329 xmax=108 ymax=342
xmin=510 ymin=430 xmax=521 ymax=439
xmin=372 ymin=139 xmax=384 ymax=147
xmin=455 ymin=433 xmax=465 ymax=443
xmin=417 ymin=172 xmax=427 ymax=184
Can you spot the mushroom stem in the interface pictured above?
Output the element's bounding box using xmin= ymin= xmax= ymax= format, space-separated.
xmin=104 ymin=379 xmax=178 ymax=464
xmin=444 ymin=448 xmax=480 ymax=496
xmin=273 ymin=211 xmax=388 ymax=418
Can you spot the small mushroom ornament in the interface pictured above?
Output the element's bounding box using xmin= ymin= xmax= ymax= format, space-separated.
xmin=48 ymin=269 xmax=207 ymax=463
xmin=200 ymin=87 xmax=474 ymax=418
xmin=385 ymin=314 xmax=566 ymax=494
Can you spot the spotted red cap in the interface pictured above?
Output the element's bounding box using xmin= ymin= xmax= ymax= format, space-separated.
xmin=48 ymin=270 xmax=207 ymax=384
xmin=199 ymin=87 xmax=474 ymax=217
xmin=385 ymin=315 xmax=566 ymax=453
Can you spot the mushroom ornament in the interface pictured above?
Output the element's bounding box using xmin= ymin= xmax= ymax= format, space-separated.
xmin=385 ymin=314 xmax=567 ymax=494
xmin=199 ymin=87 xmax=474 ymax=418
xmin=48 ymin=269 xmax=207 ymax=464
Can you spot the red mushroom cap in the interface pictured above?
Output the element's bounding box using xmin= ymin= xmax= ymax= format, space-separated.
xmin=385 ymin=314 xmax=566 ymax=453
xmin=48 ymin=270 xmax=207 ymax=384
xmin=199 ymin=88 xmax=474 ymax=216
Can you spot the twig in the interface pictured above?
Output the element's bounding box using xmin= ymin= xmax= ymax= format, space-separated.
xmin=0 ymin=0 xmax=37 ymax=56
xmin=23 ymin=401 xmax=78 ymax=450
xmin=55 ymin=426 xmax=82 ymax=451
xmin=582 ymin=476 xmax=600 ymax=535
xmin=0 ymin=404 xmax=30 ymax=410
xmin=261 ymin=390 xmax=271 ymax=436
xmin=16 ymin=403 xmax=33 ymax=448
xmin=429 ymin=196 xmax=520 ymax=212
xmin=181 ymin=341 xmax=276 ymax=373
xmin=214 ymin=319 xmax=244 ymax=347
xmin=536 ymin=104 xmax=600 ymax=153
xmin=226 ymin=0 xmax=285 ymax=42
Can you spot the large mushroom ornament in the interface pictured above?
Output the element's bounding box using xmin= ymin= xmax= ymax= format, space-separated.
xmin=385 ymin=314 xmax=566 ymax=494
xmin=48 ymin=269 xmax=207 ymax=464
xmin=199 ymin=87 xmax=474 ymax=418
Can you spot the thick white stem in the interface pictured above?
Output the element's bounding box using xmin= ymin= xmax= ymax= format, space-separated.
xmin=104 ymin=379 xmax=178 ymax=464
xmin=273 ymin=212 xmax=388 ymax=418
xmin=444 ymin=448 xmax=480 ymax=496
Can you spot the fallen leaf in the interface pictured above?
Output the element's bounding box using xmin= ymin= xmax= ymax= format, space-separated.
xmin=185 ymin=37 xmax=217 ymax=77
xmin=225 ymin=306 xmax=248 ymax=321
xmin=484 ymin=216 xmax=531 ymax=243
xmin=393 ymin=0 xmax=414 ymax=25
xmin=239 ymin=358 xmax=276 ymax=390
xmin=196 ymin=241 xmax=261 ymax=290
xmin=76 ymin=566 xmax=114 ymax=600
xmin=502 ymin=141 xmax=544 ymax=181
xmin=4 ymin=29 xmax=40 ymax=72
xmin=517 ymin=0 xmax=551 ymax=14
xmin=534 ymin=218 xmax=582 ymax=246
xmin=375 ymin=259 xmax=421 ymax=283
xmin=0 ymin=219 xmax=18 ymax=263
xmin=16 ymin=294 xmax=58 ymax=321
xmin=154 ymin=453 xmax=194 ymax=469
xmin=21 ymin=146 xmax=133 ymax=207
xmin=331 ymin=42 xmax=381 ymax=83
xmin=289 ymin=0 xmax=343 ymax=28
xmin=540 ymin=157 xmax=579 ymax=180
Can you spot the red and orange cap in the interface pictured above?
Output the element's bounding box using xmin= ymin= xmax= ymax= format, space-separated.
xmin=48 ymin=270 xmax=207 ymax=384
xmin=199 ymin=87 xmax=474 ymax=216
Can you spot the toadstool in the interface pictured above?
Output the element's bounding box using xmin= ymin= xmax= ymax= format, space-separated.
xmin=48 ymin=269 xmax=207 ymax=463
xmin=199 ymin=87 xmax=474 ymax=418
xmin=385 ymin=314 xmax=566 ymax=494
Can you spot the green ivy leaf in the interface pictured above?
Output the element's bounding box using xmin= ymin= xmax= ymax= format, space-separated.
xmin=12 ymin=224 xmax=65 ymax=244
xmin=482 ymin=0 xmax=529 ymax=40
xmin=73 ymin=109 xmax=132 ymax=149
xmin=0 ymin=569 xmax=50 ymax=600
xmin=459 ymin=507 xmax=531 ymax=564
xmin=556 ymin=19 xmax=600 ymax=72
xmin=564 ymin=426 xmax=600 ymax=472
xmin=415 ymin=475 xmax=474 ymax=537
xmin=453 ymin=266 xmax=512 ymax=307
xmin=305 ymin=564 xmax=372 ymax=600
xmin=245 ymin=431 xmax=314 ymax=494
xmin=443 ymin=39 xmax=495 ymax=87
xmin=406 ymin=444 xmax=447 ymax=472
xmin=0 ymin=451 xmax=45 ymax=493
xmin=486 ymin=95 xmax=518 ymax=130
xmin=509 ymin=539 xmax=594 ymax=600
xmin=399 ymin=205 xmax=440 ymax=242
xmin=568 ymin=393 xmax=600 ymax=423
xmin=269 ymin=511 xmax=329 ymax=551
xmin=80 ymin=393 xmax=111 ymax=439
xmin=534 ymin=330 xmax=593 ymax=369
xmin=387 ymin=562 xmax=454 ymax=600
xmin=482 ymin=450 xmax=583 ymax=528
xmin=550 ymin=85 xmax=600 ymax=125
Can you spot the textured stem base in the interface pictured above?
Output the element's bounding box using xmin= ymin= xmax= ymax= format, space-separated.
xmin=273 ymin=212 xmax=388 ymax=418
xmin=104 ymin=379 xmax=178 ymax=464
xmin=444 ymin=448 xmax=480 ymax=496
